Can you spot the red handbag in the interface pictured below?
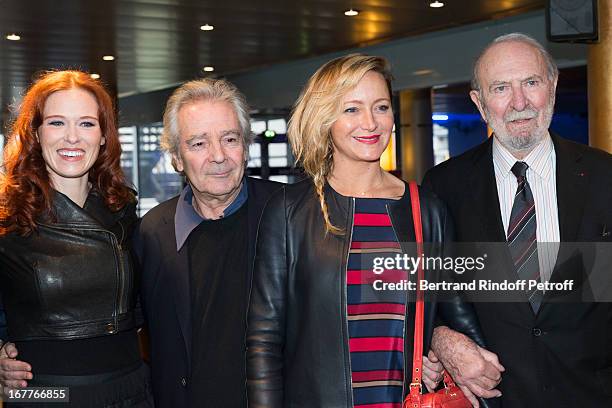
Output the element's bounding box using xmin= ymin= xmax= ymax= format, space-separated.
xmin=402 ymin=181 xmax=472 ymax=408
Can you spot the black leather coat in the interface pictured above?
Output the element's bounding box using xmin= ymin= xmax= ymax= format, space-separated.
xmin=246 ymin=179 xmax=486 ymax=408
xmin=0 ymin=190 xmax=138 ymax=341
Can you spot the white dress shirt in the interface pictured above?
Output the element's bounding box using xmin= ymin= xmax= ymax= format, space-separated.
xmin=492 ymin=135 xmax=560 ymax=283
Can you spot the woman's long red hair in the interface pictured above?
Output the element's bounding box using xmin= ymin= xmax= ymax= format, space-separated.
xmin=0 ymin=70 xmax=134 ymax=235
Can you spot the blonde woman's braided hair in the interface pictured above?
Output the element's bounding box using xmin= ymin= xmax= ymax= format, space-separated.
xmin=287 ymin=54 xmax=393 ymax=234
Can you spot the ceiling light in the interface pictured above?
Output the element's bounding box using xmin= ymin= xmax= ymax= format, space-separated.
xmin=102 ymin=55 xmax=115 ymax=61
xmin=429 ymin=1 xmax=444 ymax=8
xmin=90 ymin=73 xmax=100 ymax=79
xmin=6 ymin=33 xmax=21 ymax=41
xmin=413 ymin=69 xmax=434 ymax=76
xmin=200 ymin=24 xmax=214 ymax=31
xmin=344 ymin=8 xmax=359 ymax=16
xmin=203 ymin=66 xmax=214 ymax=72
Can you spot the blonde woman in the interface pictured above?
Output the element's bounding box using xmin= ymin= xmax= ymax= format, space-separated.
xmin=246 ymin=55 xmax=500 ymax=407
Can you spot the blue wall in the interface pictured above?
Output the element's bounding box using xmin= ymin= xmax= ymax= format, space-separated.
xmin=435 ymin=113 xmax=487 ymax=157
xmin=436 ymin=112 xmax=589 ymax=158
xmin=549 ymin=113 xmax=589 ymax=145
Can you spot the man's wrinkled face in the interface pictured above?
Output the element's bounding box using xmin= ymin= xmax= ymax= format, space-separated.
xmin=173 ymin=100 xmax=246 ymax=202
xmin=470 ymin=41 xmax=557 ymax=155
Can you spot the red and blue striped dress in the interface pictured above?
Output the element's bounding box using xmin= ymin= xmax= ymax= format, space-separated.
xmin=348 ymin=197 xmax=408 ymax=408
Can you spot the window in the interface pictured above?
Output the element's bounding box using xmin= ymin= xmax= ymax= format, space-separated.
xmin=267 ymin=118 xmax=287 ymax=134
xmin=118 ymin=124 xmax=183 ymax=216
xmin=250 ymin=120 xmax=266 ymax=136
xmin=248 ymin=117 xmax=294 ymax=183
xmin=432 ymin=123 xmax=450 ymax=165
xmin=247 ymin=143 xmax=262 ymax=168
xmin=268 ymin=143 xmax=288 ymax=168
xmin=119 ymin=126 xmax=137 ymax=188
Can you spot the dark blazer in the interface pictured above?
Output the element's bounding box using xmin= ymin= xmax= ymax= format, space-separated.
xmin=134 ymin=177 xmax=281 ymax=408
xmin=422 ymin=134 xmax=612 ymax=408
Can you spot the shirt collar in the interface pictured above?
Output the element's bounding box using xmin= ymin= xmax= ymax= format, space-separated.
xmin=492 ymin=133 xmax=554 ymax=180
xmin=174 ymin=178 xmax=248 ymax=251
xmin=524 ymin=134 xmax=554 ymax=179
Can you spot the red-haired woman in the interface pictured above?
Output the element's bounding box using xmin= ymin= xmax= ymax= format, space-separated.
xmin=0 ymin=71 xmax=152 ymax=407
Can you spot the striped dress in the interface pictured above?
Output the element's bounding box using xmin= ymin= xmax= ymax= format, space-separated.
xmin=347 ymin=197 xmax=408 ymax=408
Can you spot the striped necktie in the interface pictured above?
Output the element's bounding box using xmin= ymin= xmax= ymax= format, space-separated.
xmin=507 ymin=161 xmax=543 ymax=313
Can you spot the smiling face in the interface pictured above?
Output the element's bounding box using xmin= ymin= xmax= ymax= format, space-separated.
xmin=173 ymin=99 xmax=246 ymax=204
xmin=38 ymin=88 xmax=105 ymax=190
xmin=470 ymin=41 xmax=557 ymax=156
xmin=330 ymin=71 xmax=394 ymax=168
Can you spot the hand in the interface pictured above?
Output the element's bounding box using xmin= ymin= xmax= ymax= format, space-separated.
xmin=422 ymin=350 xmax=444 ymax=392
xmin=431 ymin=326 xmax=504 ymax=399
xmin=0 ymin=342 xmax=32 ymax=392
xmin=458 ymin=384 xmax=480 ymax=408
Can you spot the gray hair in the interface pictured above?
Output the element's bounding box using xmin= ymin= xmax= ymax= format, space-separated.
xmin=471 ymin=33 xmax=559 ymax=91
xmin=161 ymin=78 xmax=253 ymax=156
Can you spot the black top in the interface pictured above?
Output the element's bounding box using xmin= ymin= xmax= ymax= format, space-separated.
xmin=15 ymin=330 xmax=140 ymax=375
xmin=188 ymin=203 xmax=249 ymax=406
xmin=136 ymin=177 xmax=282 ymax=408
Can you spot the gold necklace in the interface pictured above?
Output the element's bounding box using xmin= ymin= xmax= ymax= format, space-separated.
xmin=331 ymin=174 xmax=385 ymax=198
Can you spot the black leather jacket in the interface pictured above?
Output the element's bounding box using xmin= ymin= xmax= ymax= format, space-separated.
xmin=0 ymin=190 xmax=138 ymax=341
xmin=247 ymin=179 xmax=486 ymax=407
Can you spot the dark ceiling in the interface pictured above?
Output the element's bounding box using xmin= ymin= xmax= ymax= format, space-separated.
xmin=0 ymin=0 xmax=545 ymax=115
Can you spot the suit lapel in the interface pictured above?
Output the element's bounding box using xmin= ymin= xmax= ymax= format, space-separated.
xmin=471 ymin=138 xmax=535 ymax=320
xmin=552 ymin=134 xmax=588 ymax=242
xmin=164 ymin=208 xmax=193 ymax=369
xmin=537 ymin=135 xmax=589 ymax=312
xmin=174 ymin=247 xmax=192 ymax=367
xmin=468 ymin=139 xmax=507 ymax=244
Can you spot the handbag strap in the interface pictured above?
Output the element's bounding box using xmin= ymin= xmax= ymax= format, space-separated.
xmin=408 ymin=181 xmax=425 ymax=398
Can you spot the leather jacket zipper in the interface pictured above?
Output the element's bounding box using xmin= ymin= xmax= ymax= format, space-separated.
xmin=39 ymin=223 xmax=126 ymax=331
xmin=103 ymin=231 xmax=122 ymax=331
xmin=386 ymin=203 xmax=410 ymax=401
xmin=116 ymin=221 xmax=128 ymax=316
xmin=344 ymin=197 xmax=355 ymax=407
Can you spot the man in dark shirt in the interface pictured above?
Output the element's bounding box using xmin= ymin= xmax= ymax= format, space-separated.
xmin=0 ymin=78 xmax=280 ymax=407
xmin=135 ymin=79 xmax=280 ymax=407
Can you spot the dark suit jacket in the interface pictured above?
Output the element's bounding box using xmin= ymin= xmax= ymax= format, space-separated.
xmin=422 ymin=134 xmax=612 ymax=407
xmin=134 ymin=177 xmax=281 ymax=408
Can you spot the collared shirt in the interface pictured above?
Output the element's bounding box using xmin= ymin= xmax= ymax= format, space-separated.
xmin=492 ymin=135 xmax=560 ymax=283
xmin=174 ymin=179 xmax=248 ymax=251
